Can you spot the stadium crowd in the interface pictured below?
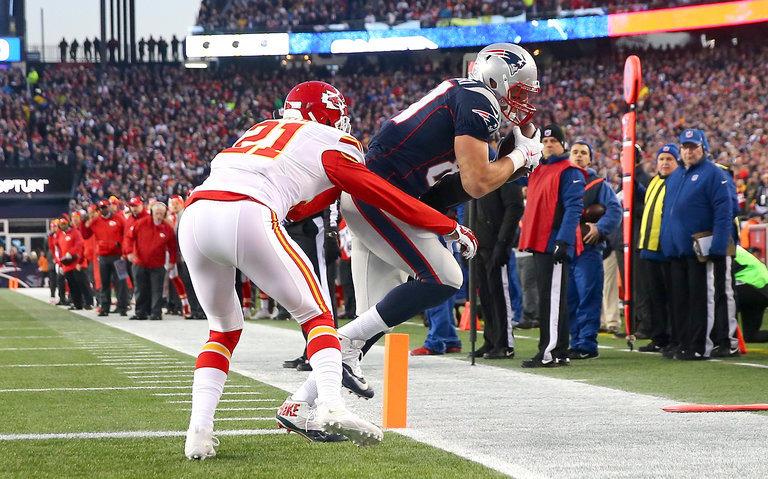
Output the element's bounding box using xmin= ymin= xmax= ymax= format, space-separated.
xmin=194 ymin=0 xmax=726 ymax=32
xmin=2 ymin=38 xmax=767 ymax=216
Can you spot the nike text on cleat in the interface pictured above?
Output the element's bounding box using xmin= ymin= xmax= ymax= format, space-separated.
xmin=316 ymin=401 xmax=383 ymax=447
xmin=275 ymin=397 xmax=348 ymax=443
xmin=184 ymin=426 xmax=220 ymax=460
xmin=340 ymin=335 xmax=374 ymax=399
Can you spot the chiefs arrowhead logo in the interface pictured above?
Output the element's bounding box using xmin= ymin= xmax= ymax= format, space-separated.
xmin=321 ymin=90 xmax=347 ymax=113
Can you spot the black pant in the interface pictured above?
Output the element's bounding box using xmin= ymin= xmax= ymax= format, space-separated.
xmin=98 ymin=255 xmax=129 ymax=313
xmin=64 ymin=270 xmax=83 ymax=309
xmin=477 ymin=247 xmax=513 ymax=352
xmin=533 ymin=252 xmax=570 ymax=362
xmin=736 ymin=283 xmax=768 ymax=342
xmin=133 ymin=264 xmax=165 ymax=319
xmin=57 ymin=270 xmax=67 ymax=303
xmin=645 ymin=260 xmax=671 ymax=346
xmin=669 ymin=257 xmax=724 ymax=356
xmin=48 ymin=270 xmax=57 ymax=299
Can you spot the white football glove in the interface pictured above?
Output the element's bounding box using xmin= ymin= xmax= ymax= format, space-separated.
xmin=512 ymin=126 xmax=543 ymax=171
xmin=444 ymin=223 xmax=478 ymax=259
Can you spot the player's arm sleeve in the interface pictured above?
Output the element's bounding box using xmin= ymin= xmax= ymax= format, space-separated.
xmin=286 ymin=187 xmax=342 ymax=222
xmin=322 ymin=150 xmax=457 ymax=235
xmin=556 ymin=168 xmax=586 ymax=245
xmin=82 ymin=221 xmax=94 ymax=239
xmin=596 ymin=183 xmax=622 ymax=235
xmin=124 ymin=225 xmax=136 ymax=256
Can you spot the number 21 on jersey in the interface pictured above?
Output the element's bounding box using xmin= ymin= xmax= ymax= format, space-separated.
xmin=222 ymin=119 xmax=305 ymax=158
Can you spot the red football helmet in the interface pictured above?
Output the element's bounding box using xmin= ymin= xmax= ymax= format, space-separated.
xmin=282 ymin=81 xmax=351 ymax=133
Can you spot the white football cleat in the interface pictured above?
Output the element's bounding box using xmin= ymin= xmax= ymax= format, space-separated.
xmin=316 ymin=400 xmax=383 ymax=447
xmin=275 ymin=396 xmax=348 ymax=442
xmin=184 ymin=425 xmax=220 ymax=460
xmin=340 ymin=334 xmax=373 ymax=399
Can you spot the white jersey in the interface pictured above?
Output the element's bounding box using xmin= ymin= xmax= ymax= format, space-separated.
xmin=195 ymin=118 xmax=364 ymax=220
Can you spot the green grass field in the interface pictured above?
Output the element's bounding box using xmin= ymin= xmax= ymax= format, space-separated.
xmin=0 ymin=291 xmax=507 ymax=478
xmin=1 ymin=289 xmax=767 ymax=478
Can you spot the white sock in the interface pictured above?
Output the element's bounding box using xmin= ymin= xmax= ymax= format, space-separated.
xmin=337 ymin=306 xmax=388 ymax=341
xmin=308 ymin=348 xmax=342 ymax=406
xmin=292 ymin=372 xmax=318 ymax=406
xmin=188 ymin=367 xmax=227 ymax=431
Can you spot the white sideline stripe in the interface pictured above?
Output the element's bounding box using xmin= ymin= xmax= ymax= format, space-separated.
xmin=216 ymin=417 xmax=273 ymax=422
xmin=168 ymin=399 xmax=276 ymax=403
xmin=0 ymin=386 xmax=194 ymax=392
xmin=127 ymin=374 xmax=190 ymax=379
xmin=0 ymin=429 xmax=280 ymax=441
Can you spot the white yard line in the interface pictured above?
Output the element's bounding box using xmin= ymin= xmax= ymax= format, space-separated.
xmin=0 ymin=429 xmax=281 ymax=441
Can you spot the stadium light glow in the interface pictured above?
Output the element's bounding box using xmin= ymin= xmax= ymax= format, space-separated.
xmin=184 ymin=61 xmax=209 ymax=69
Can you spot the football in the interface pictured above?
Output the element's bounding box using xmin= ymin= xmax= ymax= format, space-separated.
xmin=580 ymin=203 xmax=606 ymax=238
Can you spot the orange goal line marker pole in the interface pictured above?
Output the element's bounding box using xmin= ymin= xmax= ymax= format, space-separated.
xmin=382 ymin=333 xmax=408 ymax=429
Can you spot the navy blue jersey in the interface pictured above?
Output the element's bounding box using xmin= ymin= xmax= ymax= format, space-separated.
xmin=364 ymin=78 xmax=501 ymax=198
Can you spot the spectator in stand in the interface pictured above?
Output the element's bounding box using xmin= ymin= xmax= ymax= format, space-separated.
xmin=70 ymin=39 xmax=79 ymax=62
xmin=147 ymin=36 xmax=157 ymax=62
xmin=83 ymin=38 xmax=92 ymax=61
xmin=58 ymin=38 xmax=68 ymax=62
xmin=158 ymin=37 xmax=169 ymax=62
xmin=753 ymin=172 xmax=768 ymax=216
xmin=125 ymin=202 xmax=177 ymax=321
xmin=83 ymin=199 xmax=129 ymax=317
xmin=138 ymin=37 xmax=146 ymax=62
xmin=57 ymin=214 xmax=85 ymax=310
xmin=171 ymin=35 xmax=181 ymax=61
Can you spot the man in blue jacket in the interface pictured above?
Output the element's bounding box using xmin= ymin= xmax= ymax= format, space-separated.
xmin=566 ymin=140 xmax=621 ymax=360
xmin=518 ymin=124 xmax=586 ymax=367
xmin=659 ymin=129 xmax=733 ymax=360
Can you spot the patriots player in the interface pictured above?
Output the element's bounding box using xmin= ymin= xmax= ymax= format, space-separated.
xmin=335 ymin=43 xmax=542 ymax=399
xmin=179 ymin=81 xmax=477 ymax=457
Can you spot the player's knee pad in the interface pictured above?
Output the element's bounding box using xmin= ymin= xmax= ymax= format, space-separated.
xmin=195 ymin=329 xmax=242 ymax=373
xmin=300 ymin=312 xmax=340 ymax=360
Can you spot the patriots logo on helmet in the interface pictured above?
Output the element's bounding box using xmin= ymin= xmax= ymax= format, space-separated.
xmin=472 ymin=108 xmax=499 ymax=133
xmin=321 ymin=90 xmax=346 ymax=112
xmin=486 ymin=49 xmax=526 ymax=76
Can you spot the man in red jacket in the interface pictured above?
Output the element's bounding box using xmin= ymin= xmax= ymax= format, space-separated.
xmin=125 ymin=202 xmax=177 ymax=320
xmin=84 ymin=199 xmax=129 ymax=316
xmin=57 ymin=214 xmax=86 ymax=310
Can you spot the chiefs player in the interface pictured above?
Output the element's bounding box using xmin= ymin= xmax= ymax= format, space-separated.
xmin=179 ymin=81 xmax=477 ymax=458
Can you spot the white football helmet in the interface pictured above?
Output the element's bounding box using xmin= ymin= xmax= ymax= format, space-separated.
xmin=469 ymin=43 xmax=540 ymax=125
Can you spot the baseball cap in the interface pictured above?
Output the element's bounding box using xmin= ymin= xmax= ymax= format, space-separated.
xmin=169 ymin=194 xmax=183 ymax=204
xmin=680 ymin=129 xmax=706 ymax=147
xmin=128 ymin=196 xmax=143 ymax=206
xmin=573 ymin=139 xmax=593 ymax=160
xmin=59 ymin=213 xmax=70 ymax=225
xmin=542 ymin=124 xmax=565 ymax=147
xmin=70 ymin=211 xmax=82 ymax=219
xmin=657 ymin=143 xmax=679 ymax=161
xmin=108 ymin=195 xmax=120 ymax=205
xmin=98 ymin=199 xmax=110 ymax=209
